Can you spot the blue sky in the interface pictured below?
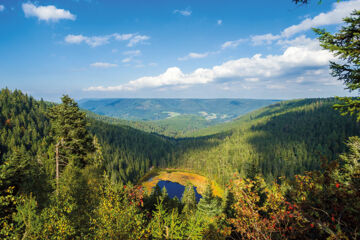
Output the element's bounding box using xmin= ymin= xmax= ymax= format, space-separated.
xmin=0 ymin=0 xmax=359 ymax=101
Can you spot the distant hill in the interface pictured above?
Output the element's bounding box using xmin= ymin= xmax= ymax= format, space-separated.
xmin=79 ymin=98 xmax=279 ymax=137
xmin=78 ymin=98 xmax=279 ymax=122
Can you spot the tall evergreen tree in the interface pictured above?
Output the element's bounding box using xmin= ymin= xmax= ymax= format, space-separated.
xmin=48 ymin=95 xmax=94 ymax=169
xmin=197 ymin=183 xmax=221 ymax=217
xmin=181 ymin=184 xmax=197 ymax=215
xmin=315 ymin=10 xmax=360 ymax=119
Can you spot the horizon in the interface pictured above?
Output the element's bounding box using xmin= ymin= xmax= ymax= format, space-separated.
xmin=1 ymin=0 xmax=360 ymax=101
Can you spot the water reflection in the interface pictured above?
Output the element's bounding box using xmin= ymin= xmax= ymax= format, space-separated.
xmin=156 ymin=180 xmax=202 ymax=202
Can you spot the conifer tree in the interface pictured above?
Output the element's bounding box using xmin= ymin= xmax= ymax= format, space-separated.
xmin=221 ymin=189 xmax=235 ymax=217
xmin=181 ymin=184 xmax=197 ymax=215
xmin=48 ymin=95 xmax=94 ymax=169
xmin=314 ymin=10 xmax=360 ymax=119
xmin=197 ymin=183 xmax=221 ymax=217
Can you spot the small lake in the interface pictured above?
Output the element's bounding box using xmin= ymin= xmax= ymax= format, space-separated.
xmin=156 ymin=180 xmax=202 ymax=202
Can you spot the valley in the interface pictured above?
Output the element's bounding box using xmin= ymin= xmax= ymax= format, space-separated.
xmin=3 ymin=0 xmax=360 ymax=238
xmin=80 ymin=98 xmax=279 ymax=137
xmin=1 ymin=89 xmax=360 ymax=239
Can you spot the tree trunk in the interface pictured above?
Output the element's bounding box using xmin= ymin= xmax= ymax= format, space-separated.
xmin=56 ymin=141 xmax=59 ymax=196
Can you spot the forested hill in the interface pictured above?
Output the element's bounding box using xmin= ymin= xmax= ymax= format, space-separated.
xmin=79 ymin=98 xmax=279 ymax=137
xmin=172 ymin=98 xmax=360 ymax=185
xmin=79 ymin=98 xmax=278 ymax=121
xmin=2 ymin=89 xmax=359 ymax=188
xmin=0 ymin=88 xmax=173 ymax=185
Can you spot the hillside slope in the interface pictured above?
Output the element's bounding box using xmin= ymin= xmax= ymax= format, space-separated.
xmin=0 ymin=89 xmax=173 ymax=185
xmin=172 ymin=98 xmax=360 ymax=185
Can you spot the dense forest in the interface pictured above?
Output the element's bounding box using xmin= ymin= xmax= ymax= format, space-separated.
xmin=173 ymin=98 xmax=360 ymax=186
xmin=2 ymin=2 xmax=360 ymax=239
xmin=1 ymin=88 xmax=359 ymax=239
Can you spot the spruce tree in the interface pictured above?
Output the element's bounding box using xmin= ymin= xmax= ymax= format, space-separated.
xmin=314 ymin=11 xmax=360 ymax=119
xmin=181 ymin=184 xmax=197 ymax=215
xmin=197 ymin=183 xmax=221 ymax=217
xmin=48 ymin=95 xmax=94 ymax=169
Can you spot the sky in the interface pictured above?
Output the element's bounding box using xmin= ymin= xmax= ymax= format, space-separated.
xmin=0 ymin=0 xmax=359 ymax=101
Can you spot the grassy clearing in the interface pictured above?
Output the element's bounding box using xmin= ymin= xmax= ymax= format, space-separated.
xmin=140 ymin=168 xmax=223 ymax=197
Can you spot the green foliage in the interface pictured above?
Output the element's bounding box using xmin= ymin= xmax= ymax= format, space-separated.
xmin=149 ymin=200 xmax=207 ymax=239
xmin=173 ymin=98 xmax=360 ymax=186
xmin=182 ymin=184 xmax=197 ymax=215
xmin=48 ymin=95 xmax=95 ymax=168
xmin=88 ymin=118 xmax=174 ymax=184
xmin=287 ymin=136 xmax=360 ymax=239
xmin=197 ymin=183 xmax=221 ymax=217
xmin=226 ymin=175 xmax=306 ymax=240
xmin=90 ymin=179 xmax=148 ymax=239
xmin=1 ymin=88 xmax=360 ymax=239
xmin=315 ymin=11 xmax=360 ymax=120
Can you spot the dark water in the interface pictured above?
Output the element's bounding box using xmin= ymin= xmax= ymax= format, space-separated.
xmin=156 ymin=180 xmax=202 ymax=202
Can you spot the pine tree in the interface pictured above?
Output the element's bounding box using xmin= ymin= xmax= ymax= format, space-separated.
xmin=221 ymin=189 xmax=234 ymax=217
xmin=314 ymin=10 xmax=360 ymax=120
xmin=197 ymin=183 xmax=221 ymax=217
xmin=48 ymin=95 xmax=94 ymax=169
xmin=48 ymin=95 xmax=95 ymax=194
xmin=181 ymin=184 xmax=196 ymax=215
xmin=161 ymin=186 xmax=169 ymax=201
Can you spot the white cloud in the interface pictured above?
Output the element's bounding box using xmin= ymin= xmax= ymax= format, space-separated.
xmin=282 ymin=0 xmax=360 ymax=37
xmin=245 ymin=78 xmax=259 ymax=82
xmin=173 ymin=9 xmax=192 ymax=16
xmin=217 ymin=19 xmax=222 ymax=25
xmin=251 ymin=33 xmax=281 ymax=45
xmin=90 ymin=62 xmax=118 ymax=68
xmin=221 ymin=38 xmax=246 ymax=49
xmin=22 ymin=3 xmax=76 ymax=22
xmin=85 ymin=37 xmax=335 ymax=91
xmin=127 ymin=35 xmax=150 ymax=47
xmin=122 ymin=58 xmax=132 ymax=63
xmin=65 ymin=34 xmax=86 ymax=44
xmin=276 ymin=35 xmax=316 ymax=47
xmin=266 ymin=84 xmax=286 ymax=89
xmin=113 ymin=33 xmax=134 ymax=41
xmin=65 ymin=33 xmax=149 ymax=47
xmin=0 ymin=5 xmax=5 ymax=12
xmin=65 ymin=34 xmax=110 ymax=47
xmin=123 ymin=50 xmax=141 ymax=56
xmin=178 ymin=52 xmax=209 ymax=61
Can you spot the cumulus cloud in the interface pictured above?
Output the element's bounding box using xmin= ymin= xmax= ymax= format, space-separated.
xmin=0 ymin=5 xmax=5 ymax=12
xmin=178 ymin=52 xmax=210 ymax=61
xmin=221 ymin=38 xmax=246 ymax=49
xmin=64 ymin=33 xmax=149 ymax=47
xmin=282 ymin=0 xmax=360 ymax=37
xmin=251 ymin=34 xmax=281 ymax=45
xmin=22 ymin=3 xmax=76 ymax=22
xmin=90 ymin=62 xmax=118 ymax=68
xmin=173 ymin=9 xmax=192 ymax=16
xmin=85 ymin=37 xmax=335 ymax=91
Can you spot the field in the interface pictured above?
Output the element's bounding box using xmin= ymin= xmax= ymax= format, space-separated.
xmin=140 ymin=169 xmax=223 ymax=197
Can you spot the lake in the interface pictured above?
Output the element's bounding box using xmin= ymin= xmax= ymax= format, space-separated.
xmin=156 ymin=180 xmax=202 ymax=202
